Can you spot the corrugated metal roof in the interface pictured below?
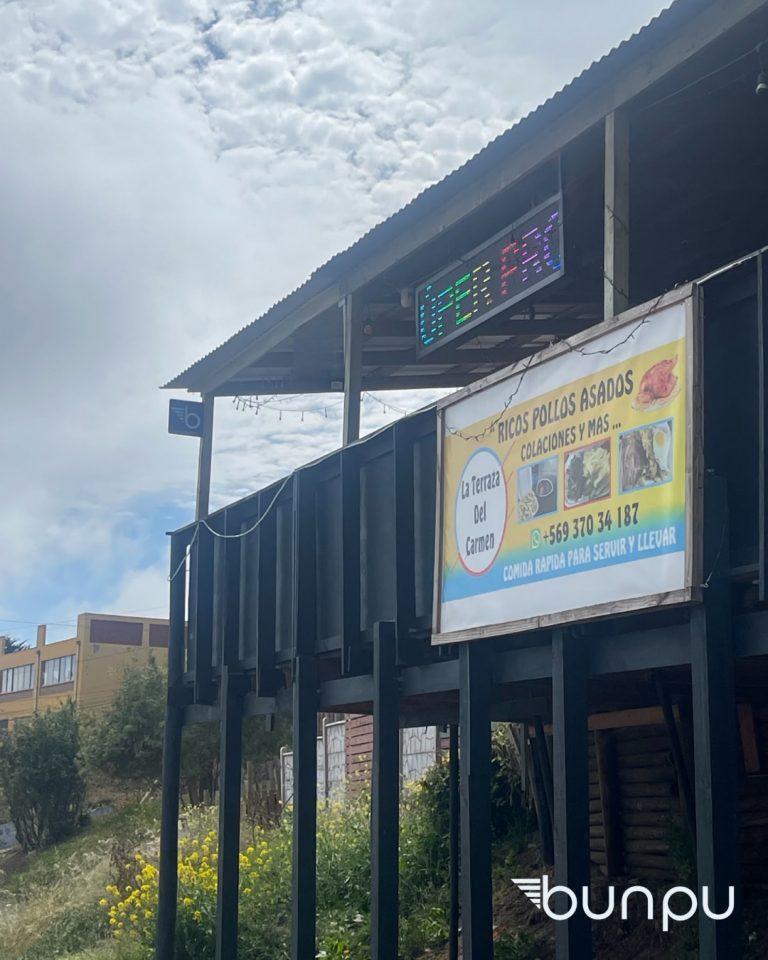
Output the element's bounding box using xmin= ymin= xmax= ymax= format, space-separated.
xmin=162 ymin=0 xmax=720 ymax=392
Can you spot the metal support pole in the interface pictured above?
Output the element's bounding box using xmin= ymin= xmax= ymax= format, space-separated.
xmin=691 ymin=477 xmax=741 ymax=959
xmin=531 ymin=731 xmax=554 ymax=866
xmin=552 ymin=628 xmax=592 ymax=960
xmin=156 ymin=534 xmax=188 ymax=960
xmin=533 ymin=715 xmax=554 ymax=828
xmin=342 ymin=293 xmax=363 ymax=445
xmin=196 ymin=394 xmax=215 ymax=519
xmin=371 ymin=623 xmax=399 ymax=960
xmin=458 ymin=643 xmax=493 ymax=960
xmin=291 ymin=655 xmax=318 ymax=960
xmin=448 ymin=723 xmax=460 ymax=960
xmin=604 ymin=109 xmax=630 ymax=320
xmin=215 ymin=666 xmax=246 ymax=960
xmin=757 ymin=254 xmax=768 ymax=601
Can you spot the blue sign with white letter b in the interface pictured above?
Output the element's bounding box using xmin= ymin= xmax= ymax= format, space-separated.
xmin=168 ymin=399 xmax=205 ymax=437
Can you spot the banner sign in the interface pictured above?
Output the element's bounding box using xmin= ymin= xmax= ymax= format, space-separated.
xmin=433 ymin=287 xmax=701 ymax=643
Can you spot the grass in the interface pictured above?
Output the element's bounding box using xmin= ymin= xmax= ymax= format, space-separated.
xmin=59 ymin=946 xmax=144 ymax=960
xmin=0 ymin=803 xmax=159 ymax=960
xmin=2 ymin=802 xmax=160 ymax=897
xmin=0 ymin=735 xmax=534 ymax=960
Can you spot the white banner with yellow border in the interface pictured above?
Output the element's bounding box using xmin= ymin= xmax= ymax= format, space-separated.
xmin=433 ymin=288 xmax=701 ymax=643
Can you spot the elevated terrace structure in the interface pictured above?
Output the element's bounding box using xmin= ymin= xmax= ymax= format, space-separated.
xmin=159 ymin=2 xmax=768 ymax=958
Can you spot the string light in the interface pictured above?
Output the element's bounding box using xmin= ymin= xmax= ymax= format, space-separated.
xmin=232 ymin=395 xmax=345 ymax=419
xmin=446 ymin=291 xmax=669 ymax=442
xmin=230 ymin=292 xmax=666 ymax=445
xmin=168 ymin=477 xmax=292 ymax=583
xmin=231 ymin=391 xmax=421 ymax=421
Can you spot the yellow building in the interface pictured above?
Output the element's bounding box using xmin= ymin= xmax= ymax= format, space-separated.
xmin=0 ymin=613 xmax=169 ymax=730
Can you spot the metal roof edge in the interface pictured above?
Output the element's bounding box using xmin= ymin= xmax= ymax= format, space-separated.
xmin=162 ymin=0 xmax=764 ymax=394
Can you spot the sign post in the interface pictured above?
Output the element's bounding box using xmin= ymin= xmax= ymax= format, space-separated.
xmin=168 ymin=396 xmax=214 ymax=519
xmin=433 ymin=286 xmax=701 ymax=643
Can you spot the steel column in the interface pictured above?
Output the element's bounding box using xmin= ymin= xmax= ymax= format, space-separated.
xmin=342 ymin=293 xmax=363 ymax=445
xmin=394 ymin=421 xmax=419 ymax=661
xmin=196 ymin=393 xmax=215 ymax=519
xmin=757 ymin=254 xmax=768 ymax=600
xmin=193 ymin=522 xmax=216 ymax=704
xmin=448 ymin=723 xmax=460 ymax=960
xmin=371 ymin=622 xmax=400 ymax=960
xmin=254 ymin=488 xmax=279 ymax=696
xmin=156 ymin=534 xmax=189 ymax=960
xmin=341 ymin=446 xmax=363 ymax=674
xmin=691 ymin=478 xmax=741 ymax=958
xmin=291 ymin=654 xmax=318 ymax=960
xmin=552 ymin=628 xmax=592 ymax=960
xmin=458 ymin=643 xmax=493 ymax=960
xmin=215 ymin=666 xmax=246 ymax=960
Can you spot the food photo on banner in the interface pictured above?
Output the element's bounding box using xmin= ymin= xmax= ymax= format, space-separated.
xmin=433 ymin=286 xmax=701 ymax=642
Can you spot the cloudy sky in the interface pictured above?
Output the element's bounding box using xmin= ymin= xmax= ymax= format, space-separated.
xmin=0 ymin=0 xmax=668 ymax=644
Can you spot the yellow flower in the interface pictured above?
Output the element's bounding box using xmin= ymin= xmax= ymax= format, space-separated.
xmin=182 ymin=897 xmax=193 ymax=907
xmin=99 ymin=898 xmax=108 ymax=907
xmin=193 ymin=910 xmax=203 ymax=923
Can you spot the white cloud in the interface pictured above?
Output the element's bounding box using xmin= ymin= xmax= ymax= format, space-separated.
xmin=0 ymin=0 xmax=669 ymax=621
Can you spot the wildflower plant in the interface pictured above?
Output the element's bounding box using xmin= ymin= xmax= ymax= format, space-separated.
xmin=102 ymin=727 xmax=533 ymax=960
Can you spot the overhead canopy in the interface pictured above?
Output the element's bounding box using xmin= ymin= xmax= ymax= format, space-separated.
xmin=163 ymin=0 xmax=768 ymax=398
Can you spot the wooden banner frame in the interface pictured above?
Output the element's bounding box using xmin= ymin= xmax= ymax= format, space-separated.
xmin=432 ymin=284 xmax=703 ymax=644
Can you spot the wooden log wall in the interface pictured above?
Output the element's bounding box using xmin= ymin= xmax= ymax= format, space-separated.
xmin=742 ymin=706 xmax=768 ymax=887
xmin=585 ymin=710 xmax=768 ymax=885
xmin=345 ymin=714 xmax=374 ymax=784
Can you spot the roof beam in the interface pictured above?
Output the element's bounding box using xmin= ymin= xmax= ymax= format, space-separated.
xmin=340 ymin=0 xmax=766 ymax=296
xmin=368 ymin=309 xmax=599 ymax=340
xmin=215 ymin=372 xmax=477 ymax=397
xmin=196 ymin=283 xmax=340 ymax=395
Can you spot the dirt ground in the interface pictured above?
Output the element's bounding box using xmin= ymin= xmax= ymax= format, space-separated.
xmin=423 ymin=848 xmax=768 ymax=959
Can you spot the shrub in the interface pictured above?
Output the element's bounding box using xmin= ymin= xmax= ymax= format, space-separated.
xmin=84 ymin=658 xmax=166 ymax=785
xmin=0 ymin=701 xmax=86 ymax=850
xmin=490 ymin=725 xmax=536 ymax=851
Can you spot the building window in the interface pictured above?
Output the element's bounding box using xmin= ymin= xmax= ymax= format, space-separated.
xmin=41 ymin=655 xmax=75 ymax=687
xmin=0 ymin=663 xmax=35 ymax=694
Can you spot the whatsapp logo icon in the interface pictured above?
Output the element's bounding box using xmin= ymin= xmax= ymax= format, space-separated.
xmin=531 ymin=529 xmax=542 ymax=549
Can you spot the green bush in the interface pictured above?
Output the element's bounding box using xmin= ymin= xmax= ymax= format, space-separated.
xmin=83 ymin=659 xmax=166 ymax=784
xmin=490 ymin=726 xmax=536 ymax=850
xmin=0 ymin=701 xmax=86 ymax=851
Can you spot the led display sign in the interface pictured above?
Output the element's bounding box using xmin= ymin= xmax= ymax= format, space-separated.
xmin=416 ymin=196 xmax=564 ymax=354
